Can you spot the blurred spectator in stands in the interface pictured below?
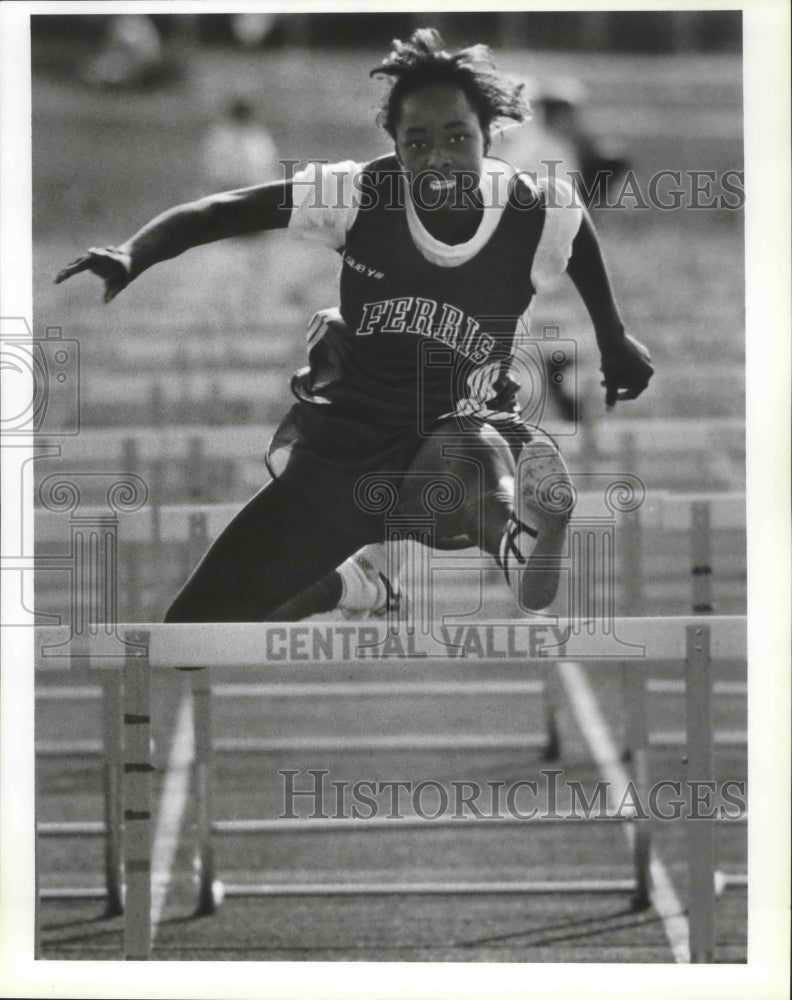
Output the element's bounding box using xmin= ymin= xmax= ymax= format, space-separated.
xmin=228 ymin=13 xmax=280 ymax=48
xmin=494 ymin=76 xmax=631 ymax=206
xmin=81 ymin=14 xmax=187 ymax=89
xmin=202 ymin=97 xmax=280 ymax=191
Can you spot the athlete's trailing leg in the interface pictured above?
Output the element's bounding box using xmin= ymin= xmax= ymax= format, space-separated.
xmin=270 ymin=542 xmax=402 ymax=621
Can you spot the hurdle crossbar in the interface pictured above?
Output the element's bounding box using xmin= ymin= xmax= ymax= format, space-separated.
xmin=220 ymin=879 xmax=639 ymax=898
xmin=648 ymin=729 xmax=746 ymax=748
xmin=35 ymin=490 xmax=745 ymax=625
xmin=39 ymin=887 xmax=110 ymax=901
xmin=36 ymin=739 xmax=103 ymax=756
xmin=212 ymin=815 xmax=638 ymax=835
xmin=33 ymin=617 xmax=747 ymax=670
xmin=213 ymin=734 xmax=549 ymax=753
xmin=37 ymin=821 xmax=106 ymax=837
xmin=646 ymin=680 xmax=746 ymax=696
xmin=36 ymin=686 xmax=103 ymax=700
xmin=211 ymin=680 xmax=545 ymax=698
xmin=60 ymin=416 xmax=747 ymax=502
xmin=34 ymin=492 xmax=746 ymax=547
xmin=55 ymin=416 xmax=743 ymax=466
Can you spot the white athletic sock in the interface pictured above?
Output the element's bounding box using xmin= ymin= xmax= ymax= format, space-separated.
xmin=337 ymin=555 xmax=383 ymax=612
xmin=337 ymin=542 xmax=404 ymax=617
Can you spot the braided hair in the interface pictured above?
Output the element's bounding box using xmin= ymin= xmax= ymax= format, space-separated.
xmin=371 ymin=28 xmax=530 ymax=151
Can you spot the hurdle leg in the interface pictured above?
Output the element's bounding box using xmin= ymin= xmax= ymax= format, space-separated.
xmin=618 ymin=504 xmax=642 ymax=764
xmin=541 ymin=661 xmax=561 ymax=760
xmin=102 ymin=672 xmax=125 ymax=915
xmin=149 ymin=463 xmax=166 ymax=618
xmin=187 ymin=512 xmax=209 ymax=585
xmin=192 ymin=669 xmax=217 ymax=914
xmin=621 ymin=663 xmax=651 ymax=908
xmin=619 ymin=506 xmax=642 ymax=618
xmin=686 ymin=625 xmax=716 ymax=962
xmin=121 ymin=438 xmax=143 ymax=617
xmin=123 ymin=631 xmax=153 ymax=960
xmin=187 ymin=437 xmax=207 ymax=501
xmin=691 ymin=502 xmax=714 ymax=614
xmin=34 ymin=845 xmax=41 ymax=958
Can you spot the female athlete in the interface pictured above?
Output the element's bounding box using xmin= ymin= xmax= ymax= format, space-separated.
xmin=56 ymin=28 xmax=653 ymax=623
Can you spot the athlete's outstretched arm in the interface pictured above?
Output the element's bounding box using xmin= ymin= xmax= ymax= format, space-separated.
xmin=55 ymin=181 xmax=293 ymax=301
xmin=566 ymin=209 xmax=653 ymax=406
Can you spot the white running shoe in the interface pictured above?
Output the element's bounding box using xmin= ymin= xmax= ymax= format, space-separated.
xmin=338 ymin=543 xmax=402 ymax=620
xmin=499 ymin=430 xmax=574 ymax=611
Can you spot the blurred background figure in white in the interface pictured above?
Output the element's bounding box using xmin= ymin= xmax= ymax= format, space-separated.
xmin=203 ymin=97 xmax=280 ymax=191
xmin=228 ymin=13 xmax=280 ymax=49
xmin=81 ymin=15 xmax=167 ymax=89
xmin=495 ymin=76 xmax=631 ymax=205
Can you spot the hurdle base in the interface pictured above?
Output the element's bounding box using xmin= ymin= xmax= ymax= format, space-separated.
xmin=39 ymin=885 xmax=125 ymax=915
xmin=628 ymin=888 xmax=652 ymax=912
xmin=539 ymin=733 xmax=560 ymax=761
xmin=104 ymin=883 xmax=126 ymax=918
xmin=39 ymin=887 xmax=110 ymax=901
xmin=195 ymin=879 xmax=225 ymax=917
xmin=715 ymin=871 xmax=747 ymax=894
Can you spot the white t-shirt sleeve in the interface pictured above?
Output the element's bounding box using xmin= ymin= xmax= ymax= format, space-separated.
xmin=530 ymin=177 xmax=583 ymax=291
xmin=288 ymin=160 xmax=363 ymax=250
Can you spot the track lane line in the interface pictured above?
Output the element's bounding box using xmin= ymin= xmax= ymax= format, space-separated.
xmin=557 ymin=660 xmax=690 ymax=963
xmin=150 ymin=691 xmax=193 ymax=941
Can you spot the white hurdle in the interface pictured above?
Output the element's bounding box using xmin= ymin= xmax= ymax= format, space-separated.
xmin=57 ymin=417 xmax=744 ymax=470
xmin=34 ymin=489 xmax=746 ymax=928
xmin=616 ymin=493 xmax=747 ymax=938
xmin=51 ymin=416 xmax=744 ymax=503
xmin=620 ymin=491 xmax=745 ymax=617
xmin=617 ymin=489 xmax=747 ymax=773
xmin=35 ymin=490 xmax=746 ymax=621
xmin=686 ymin=625 xmax=716 ymax=962
xmin=35 ymin=616 xmax=747 ymax=961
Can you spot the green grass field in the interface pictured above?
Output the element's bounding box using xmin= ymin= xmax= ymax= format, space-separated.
xmin=32 ymin=39 xmax=747 ymax=963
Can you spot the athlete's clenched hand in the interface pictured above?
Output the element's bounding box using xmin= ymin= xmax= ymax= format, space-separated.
xmin=55 ymin=246 xmax=132 ymax=303
xmin=599 ymin=334 xmax=653 ymax=408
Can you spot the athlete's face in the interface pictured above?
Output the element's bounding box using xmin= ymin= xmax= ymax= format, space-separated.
xmin=394 ymin=82 xmax=486 ymax=208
